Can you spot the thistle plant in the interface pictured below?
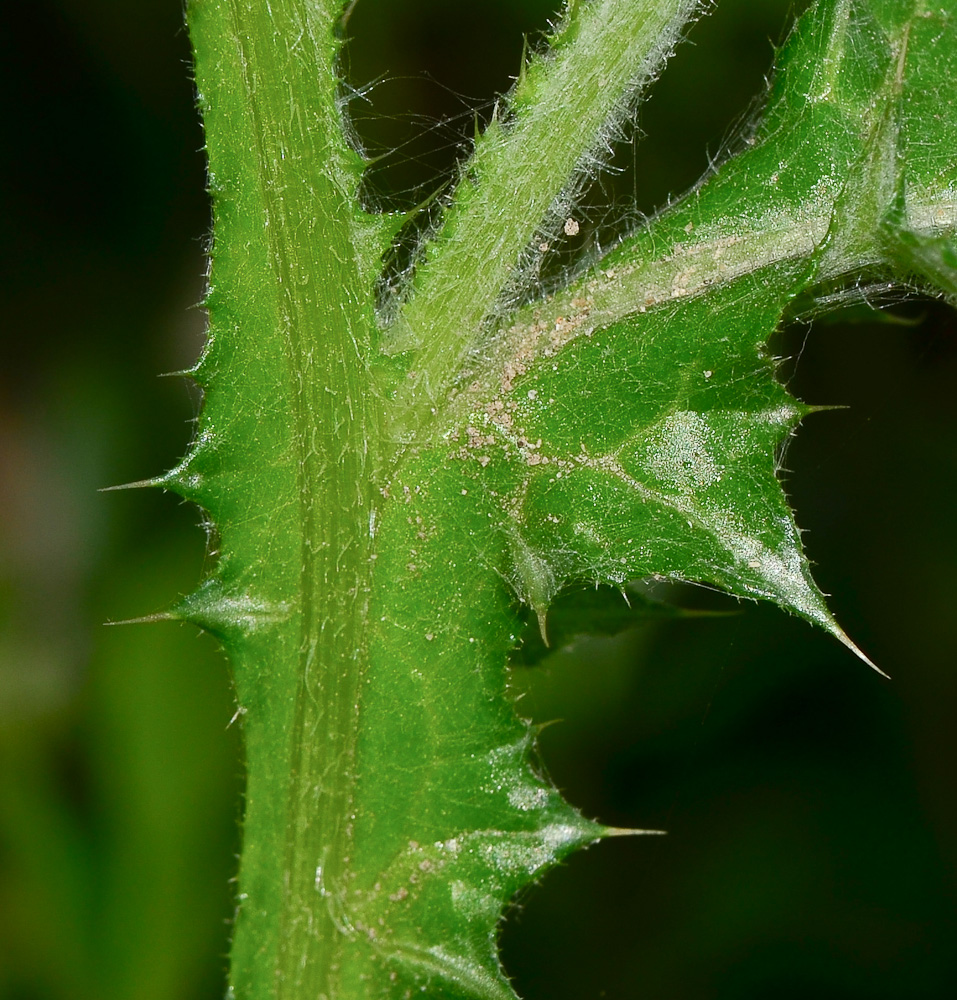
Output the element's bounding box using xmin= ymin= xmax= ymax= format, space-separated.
xmin=143 ymin=0 xmax=957 ymax=996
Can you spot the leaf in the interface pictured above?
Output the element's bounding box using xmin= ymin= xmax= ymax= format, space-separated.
xmin=437 ymin=266 xmax=838 ymax=629
xmin=401 ymin=0 xmax=915 ymax=668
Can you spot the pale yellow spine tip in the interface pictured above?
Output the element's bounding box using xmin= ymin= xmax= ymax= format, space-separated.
xmin=536 ymin=608 xmax=549 ymax=646
xmin=834 ymin=627 xmax=889 ymax=678
xmin=99 ymin=476 xmax=165 ymax=493
xmin=602 ymin=826 xmax=668 ymax=838
xmin=104 ymin=611 xmax=177 ymax=627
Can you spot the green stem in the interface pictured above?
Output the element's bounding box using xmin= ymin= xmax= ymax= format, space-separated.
xmin=388 ymin=0 xmax=700 ymax=424
xmin=187 ymin=1 xmax=379 ymax=995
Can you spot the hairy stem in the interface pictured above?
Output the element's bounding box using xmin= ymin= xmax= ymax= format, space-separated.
xmin=387 ymin=0 xmax=701 ymax=423
xmin=187 ymin=0 xmax=379 ymax=994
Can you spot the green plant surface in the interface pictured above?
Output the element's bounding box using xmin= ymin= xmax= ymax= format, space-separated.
xmin=1 ymin=1 xmax=956 ymax=999
xmin=0 ymin=0 xmax=954 ymax=996
xmin=163 ymin=0 xmax=957 ymax=996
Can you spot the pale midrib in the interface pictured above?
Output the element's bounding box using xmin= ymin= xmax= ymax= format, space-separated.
xmin=227 ymin=3 xmax=375 ymax=997
xmin=450 ymin=189 xmax=957 ymax=428
xmin=502 ymin=214 xmax=829 ymax=365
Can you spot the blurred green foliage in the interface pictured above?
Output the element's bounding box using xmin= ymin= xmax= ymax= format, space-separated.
xmin=1 ymin=1 xmax=954 ymax=998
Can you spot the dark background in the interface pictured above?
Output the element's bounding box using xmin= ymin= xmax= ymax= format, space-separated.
xmin=1 ymin=1 xmax=955 ymax=998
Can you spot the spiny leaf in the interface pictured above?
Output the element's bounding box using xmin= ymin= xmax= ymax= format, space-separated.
xmin=400 ymin=0 xmax=931 ymax=672
xmin=445 ymin=268 xmax=841 ymax=629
